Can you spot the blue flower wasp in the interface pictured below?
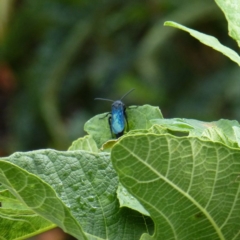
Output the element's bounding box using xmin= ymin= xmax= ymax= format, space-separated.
xmin=95 ymin=89 xmax=135 ymax=138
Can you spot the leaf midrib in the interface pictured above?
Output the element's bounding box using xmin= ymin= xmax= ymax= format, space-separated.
xmin=118 ymin=139 xmax=225 ymax=240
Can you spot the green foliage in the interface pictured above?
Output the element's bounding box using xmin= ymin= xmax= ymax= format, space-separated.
xmin=68 ymin=135 xmax=99 ymax=153
xmin=164 ymin=0 xmax=240 ymax=66
xmin=0 ymin=190 xmax=55 ymax=240
xmin=1 ymin=105 xmax=240 ymax=239
xmin=0 ymin=159 xmax=87 ymax=240
xmin=164 ymin=21 xmax=240 ymax=66
xmin=215 ymin=0 xmax=240 ymax=46
xmin=0 ymin=105 xmax=157 ymax=240
xmin=84 ymin=105 xmax=163 ymax=148
xmin=112 ymin=132 xmax=240 ymax=240
xmin=1 ymin=1 xmax=240 ymax=239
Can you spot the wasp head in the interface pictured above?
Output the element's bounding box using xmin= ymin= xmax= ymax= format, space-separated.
xmin=112 ymin=100 xmax=124 ymax=110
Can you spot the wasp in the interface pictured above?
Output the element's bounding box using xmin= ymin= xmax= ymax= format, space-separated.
xmin=95 ymin=89 xmax=135 ymax=138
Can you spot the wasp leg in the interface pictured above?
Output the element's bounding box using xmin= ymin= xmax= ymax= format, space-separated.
xmin=115 ymin=132 xmax=124 ymax=138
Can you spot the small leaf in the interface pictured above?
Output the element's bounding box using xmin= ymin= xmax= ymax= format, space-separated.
xmin=201 ymin=127 xmax=238 ymax=148
xmin=117 ymin=183 xmax=150 ymax=216
xmin=213 ymin=119 xmax=240 ymax=143
xmin=151 ymin=118 xmax=240 ymax=147
xmin=215 ymin=0 xmax=240 ymax=46
xmin=84 ymin=112 xmax=112 ymax=148
xmin=101 ymin=139 xmax=118 ymax=151
xmin=151 ymin=118 xmax=216 ymax=137
xmin=84 ymin=105 xmax=163 ymax=147
xmin=68 ymin=135 xmax=98 ymax=152
xmin=164 ymin=21 xmax=240 ymax=66
xmin=127 ymin=105 xmax=163 ymax=130
xmin=151 ymin=118 xmax=197 ymax=133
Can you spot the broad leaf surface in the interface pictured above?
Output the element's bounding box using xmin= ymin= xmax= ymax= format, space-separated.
xmin=0 ymin=150 xmax=154 ymax=240
xmin=215 ymin=0 xmax=240 ymax=46
xmin=0 ymin=189 xmax=55 ymax=240
xmin=84 ymin=105 xmax=163 ymax=148
xmin=164 ymin=21 xmax=240 ymax=66
xmin=112 ymin=134 xmax=240 ymax=240
xmin=0 ymin=160 xmax=87 ymax=240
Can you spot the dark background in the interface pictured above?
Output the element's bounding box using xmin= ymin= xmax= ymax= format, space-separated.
xmin=1 ymin=0 xmax=239 ymax=155
xmin=1 ymin=0 xmax=240 ymax=239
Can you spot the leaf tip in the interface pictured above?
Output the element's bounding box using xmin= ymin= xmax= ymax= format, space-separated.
xmin=164 ymin=21 xmax=175 ymax=27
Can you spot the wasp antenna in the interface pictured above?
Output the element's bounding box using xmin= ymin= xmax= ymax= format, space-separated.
xmin=94 ymin=98 xmax=114 ymax=102
xmin=120 ymin=88 xmax=135 ymax=100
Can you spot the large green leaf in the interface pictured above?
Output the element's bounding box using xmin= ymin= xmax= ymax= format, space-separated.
xmin=215 ymin=0 xmax=240 ymax=46
xmin=0 ymin=149 xmax=153 ymax=239
xmin=164 ymin=21 xmax=240 ymax=66
xmin=112 ymin=134 xmax=240 ymax=240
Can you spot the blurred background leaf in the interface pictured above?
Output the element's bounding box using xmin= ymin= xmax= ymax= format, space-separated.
xmin=0 ymin=0 xmax=239 ymax=153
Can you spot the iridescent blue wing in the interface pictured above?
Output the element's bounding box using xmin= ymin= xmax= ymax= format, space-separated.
xmin=111 ymin=105 xmax=125 ymax=136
